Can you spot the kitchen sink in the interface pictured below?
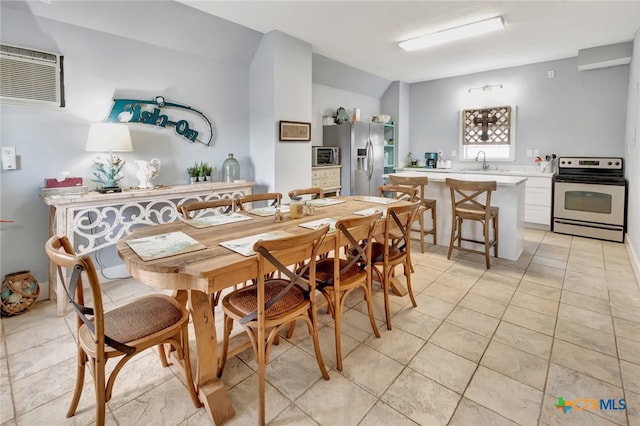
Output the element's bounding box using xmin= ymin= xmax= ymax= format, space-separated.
xmin=453 ymin=168 xmax=519 ymax=174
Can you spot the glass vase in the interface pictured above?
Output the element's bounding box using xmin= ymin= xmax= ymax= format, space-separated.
xmin=221 ymin=153 xmax=240 ymax=182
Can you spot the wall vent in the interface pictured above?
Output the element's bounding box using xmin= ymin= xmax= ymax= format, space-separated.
xmin=0 ymin=44 xmax=64 ymax=107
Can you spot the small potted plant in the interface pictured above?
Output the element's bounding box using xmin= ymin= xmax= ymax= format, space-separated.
xmin=197 ymin=162 xmax=206 ymax=182
xmin=201 ymin=163 xmax=213 ymax=181
xmin=187 ymin=163 xmax=200 ymax=184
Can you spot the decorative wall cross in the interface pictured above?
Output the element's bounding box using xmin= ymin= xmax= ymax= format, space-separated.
xmin=462 ymin=106 xmax=512 ymax=145
xmin=473 ymin=109 xmax=497 ymax=141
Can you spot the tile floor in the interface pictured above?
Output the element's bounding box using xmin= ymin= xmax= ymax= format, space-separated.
xmin=1 ymin=229 xmax=639 ymax=425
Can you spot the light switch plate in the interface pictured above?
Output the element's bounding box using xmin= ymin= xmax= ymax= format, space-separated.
xmin=1 ymin=147 xmax=16 ymax=170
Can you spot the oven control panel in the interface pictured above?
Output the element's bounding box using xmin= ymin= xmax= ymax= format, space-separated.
xmin=558 ymin=157 xmax=623 ymax=170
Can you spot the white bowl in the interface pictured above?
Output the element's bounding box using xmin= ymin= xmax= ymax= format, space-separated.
xmin=372 ymin=114 xmax=391 ymax=124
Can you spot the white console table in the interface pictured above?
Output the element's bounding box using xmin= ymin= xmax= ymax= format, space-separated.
xmin=41 ymin=181 xmax=254 ymax=315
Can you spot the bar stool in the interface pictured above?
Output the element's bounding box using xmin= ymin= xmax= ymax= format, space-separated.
xmin=388 ymin=174 xmax=437 ymax=253
xmin=445 ymin=178 xmax=498 ymax=269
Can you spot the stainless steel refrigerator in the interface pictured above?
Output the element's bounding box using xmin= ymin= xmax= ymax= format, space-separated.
xmin=323 ymin=121 xmax=385 ymax=196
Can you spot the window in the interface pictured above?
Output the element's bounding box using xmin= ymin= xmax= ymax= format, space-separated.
xmin=460 ymin=105 xmax=515 ymax=161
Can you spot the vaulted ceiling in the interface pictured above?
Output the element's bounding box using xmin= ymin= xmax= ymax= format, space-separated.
xmin=179 ymin=1 xmax=640 ymax=83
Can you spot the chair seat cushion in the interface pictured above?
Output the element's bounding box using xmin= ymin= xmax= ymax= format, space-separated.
xmin=314 ymin=258 xmax=364 ymax=288
xmin=103 ymin=295 xmax=183 ymax=343
xmin=227 ymin=279 xmax=307 ymax=319
xmin=456 ymin=203 xmax=499 ymax=218
xmin=370 ymin=242 xmax=404 ymax=263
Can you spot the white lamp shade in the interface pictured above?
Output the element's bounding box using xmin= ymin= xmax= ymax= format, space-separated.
xmin=85 ymin=123 xmax=133 ymax=152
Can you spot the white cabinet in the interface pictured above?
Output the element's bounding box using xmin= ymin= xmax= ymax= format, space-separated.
xmin=312 ymin=165 xmax=342 ymax=196
xmin=524 ymin=176 xmax=552 ymax=227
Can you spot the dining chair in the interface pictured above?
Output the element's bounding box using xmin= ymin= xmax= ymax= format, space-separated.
xmin=288 ymin=187 xmax=323 ymax=200
xmin=388 ymin=174 xmax=437 ymax=252
xmin=177 ymin=197 xmax=236 ymax=219
xmin=216 ymin=226 xmax=330 ymax=426
xmin=235 ymin=192 xmax=282 ymax=212
xmin=177 ymin=197 xmax=238 ymax=307
xmin=369 ymin=202 xmax=420 ymax=330
xmin=44 ymin=236 xmax=201 ymax=426
xmin=377 ymin=185 xmax=419 ymax=262
xmin=445 ymin=178 xmax=499 ymax=269
xmin=377 ymin=184 xmax=418 ymax=202
xmin=304 ymin=212 xmax=382 ymax=371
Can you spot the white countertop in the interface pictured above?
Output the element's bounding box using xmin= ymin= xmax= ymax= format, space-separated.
xmin=390 ymin=170 xmax=528 ymax=186
xmin=396 ymin=167 xmax=554 ymax=178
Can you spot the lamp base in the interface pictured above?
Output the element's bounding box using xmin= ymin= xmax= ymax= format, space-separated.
xmin=98 ymin=186 xmax=122 ymax=194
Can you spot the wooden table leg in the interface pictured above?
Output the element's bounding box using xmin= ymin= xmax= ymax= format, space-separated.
xmin=389 ymin=276 xmax=408 ymax=297
xmin=189 ymin=289 xmax=235 ymax=425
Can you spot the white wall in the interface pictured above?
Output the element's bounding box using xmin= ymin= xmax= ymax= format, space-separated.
xmin=250 ymin=33 xmax=277 ymax=193
xmin=381 ymin=81 xmax=411 ymax=165
xmin=409 ymin=57 xmax=629 ymax=163
xmin=311 ymin=84 xmax=381 ymax=146
xmin=625 ymin=30 xmax=640 ymax=279
xmin=273 ymin=32 xmax=313 ymax=198
xmin=0 ymin=2 xmax=260 ymax=288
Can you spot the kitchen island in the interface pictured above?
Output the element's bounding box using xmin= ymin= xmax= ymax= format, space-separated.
xmin=391 ymin=170 xmax=527 ymax=261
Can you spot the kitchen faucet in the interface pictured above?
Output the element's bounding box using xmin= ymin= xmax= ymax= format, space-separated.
xmin=475 ymin=150 xmax=489 ymax=170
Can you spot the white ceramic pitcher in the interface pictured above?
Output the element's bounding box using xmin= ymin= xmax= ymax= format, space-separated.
xmin=135 ymin=158 xmax=161 ymax=189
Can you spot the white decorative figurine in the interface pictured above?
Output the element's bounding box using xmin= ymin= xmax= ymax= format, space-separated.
xmin=135 ymin=158 xmax=161 ymax=189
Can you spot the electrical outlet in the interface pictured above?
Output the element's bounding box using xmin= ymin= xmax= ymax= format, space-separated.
xmin=526 ymin=149 xmax=533 ymax=157
xmin=533 ymin=149 xmax=540 ymax=157
xmin=1 ymin=146 xmax=16 ymax=170
xmin=547 ymin=70 xmax=556 ymax=78
xmin=451 ymin=150 xmax=457 ymax=157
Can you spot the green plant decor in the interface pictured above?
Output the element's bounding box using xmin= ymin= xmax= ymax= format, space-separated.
xmin=92 ymin=154 xmax=126 ymax=188
xmin=187 ymin=163 xmax=200 ymax=178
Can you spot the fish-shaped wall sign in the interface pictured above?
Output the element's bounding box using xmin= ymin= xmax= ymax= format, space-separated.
xmin=106 ymin=96 xmax=214 ymax=146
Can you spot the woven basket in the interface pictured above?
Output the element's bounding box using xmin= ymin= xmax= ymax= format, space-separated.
xmin=1 ymin=271 xmax=40 ymax=316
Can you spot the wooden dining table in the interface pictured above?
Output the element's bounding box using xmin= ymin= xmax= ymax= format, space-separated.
xmin=116 ymin=195 xmax=412 ymax=425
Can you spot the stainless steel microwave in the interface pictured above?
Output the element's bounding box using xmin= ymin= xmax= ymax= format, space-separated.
xmin=312 ymin=146 xmax=340 ymax=166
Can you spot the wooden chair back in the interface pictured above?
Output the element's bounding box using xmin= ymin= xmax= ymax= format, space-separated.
xmin=388 ymin=174 xmax=428 ymax=202
xmin=288 ymin=187 xmax=323 ymax=200
xmin=235 ymin=192 xmax=282 ymax=212
xmin=45 ymin=236 xmax=109 ymax=347
xmin=178 ymin=198 xmax=236 ymax=219
xmin=330 ymin=212 xmax=382 ymax=290
xmin=379 ymin=202 xmax=421 ymax=262
xmin=389 ymin=174 xmax=437 ymax=252
xmin=378 ymin=185 xmax=418 ymax=202
xmin=250 ymin=225 xmax=329 ymax=324
xmin=445 ymin=178 xmax=497 ymax=222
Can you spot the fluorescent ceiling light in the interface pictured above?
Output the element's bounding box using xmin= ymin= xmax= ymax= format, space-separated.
xmin=399 ymin=16 xmax=504 ymax=51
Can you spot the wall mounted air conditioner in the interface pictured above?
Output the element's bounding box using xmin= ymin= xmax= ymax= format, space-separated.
xmin=0 ymin=44 xmax=64 ymax=107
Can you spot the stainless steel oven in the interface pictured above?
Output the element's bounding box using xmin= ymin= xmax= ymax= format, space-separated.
xmin=552 ymin=157 xmax=627 ymax=242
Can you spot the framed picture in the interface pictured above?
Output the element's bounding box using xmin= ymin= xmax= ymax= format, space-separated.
xmin=279 ymin=120 xmax=311 ymax=141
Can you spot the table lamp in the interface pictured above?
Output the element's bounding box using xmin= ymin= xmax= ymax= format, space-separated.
xmin=85 ymin=123 xmax=133 ymax=193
